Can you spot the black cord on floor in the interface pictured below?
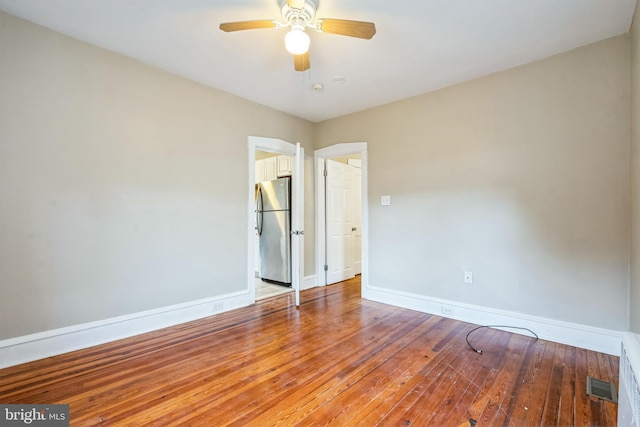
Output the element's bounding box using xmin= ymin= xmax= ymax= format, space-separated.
xmin=465 ymin=325 xmax=539 ymax=354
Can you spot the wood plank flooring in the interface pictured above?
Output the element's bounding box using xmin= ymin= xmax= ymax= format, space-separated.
xmin=0 ymin=277 xmax=620 ymax=426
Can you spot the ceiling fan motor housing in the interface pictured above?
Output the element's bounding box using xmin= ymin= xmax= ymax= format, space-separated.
xmin=280 ymin=0 xmax=318 ymax=25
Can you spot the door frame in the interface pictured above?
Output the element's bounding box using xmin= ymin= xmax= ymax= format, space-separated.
xmin=248 ymin=136 xmax=304 ymax=304
xmin=314 ymin=142 xmax=369 ymax=295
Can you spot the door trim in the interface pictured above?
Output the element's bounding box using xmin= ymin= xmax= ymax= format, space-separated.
xmin=248 ymin=136 xmax=303 ymax=303
xmin=314 ymin=142 xmax=369 ymax=295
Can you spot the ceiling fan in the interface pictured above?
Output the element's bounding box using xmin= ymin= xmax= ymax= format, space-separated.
xmin=219 ymin=0 xmax=376 ymax=72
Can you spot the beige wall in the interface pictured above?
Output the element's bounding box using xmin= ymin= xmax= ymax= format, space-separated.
xmin=631 ymin=3 xmax=640 ymax=333
xmin=1 ymin=8 xmax=636 ymax=341
xmin=315 ymin=36 xmax=631 ymax=330
xmin=0 ymin=12 xmax=314 ymax=339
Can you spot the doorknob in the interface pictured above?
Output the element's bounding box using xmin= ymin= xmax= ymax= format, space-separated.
xmin=352 ymin=227 xmax=357 ymax=231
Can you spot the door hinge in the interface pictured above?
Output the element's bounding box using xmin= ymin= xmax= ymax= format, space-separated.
xmin=323 ymin=169 xmax=328 ymax=177
xmin=324 ymin=265 xmax=328 ymax=272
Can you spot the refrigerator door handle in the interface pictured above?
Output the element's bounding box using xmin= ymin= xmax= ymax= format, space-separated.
xmin=256 ymin=186 xmax=263 ymax=236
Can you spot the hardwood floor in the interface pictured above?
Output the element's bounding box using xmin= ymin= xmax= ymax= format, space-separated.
xmin=0 ymin=277 xmax=619 ymax=426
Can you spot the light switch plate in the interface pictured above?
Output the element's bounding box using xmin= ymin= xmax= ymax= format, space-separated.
xmin=381 ymin=195 xmax=391 ymax=206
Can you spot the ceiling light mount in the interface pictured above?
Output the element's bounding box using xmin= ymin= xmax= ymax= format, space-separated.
xmin=280 ymin=0 xmax=318 ymax=26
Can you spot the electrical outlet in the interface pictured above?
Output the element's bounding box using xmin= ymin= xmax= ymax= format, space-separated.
xmin=464 ymin=271 xmax=473 ymax=284
xmin=212 ymin=301 xmax=223 ymax=313
xmin=441 ymin=306 xmax=454 ymax=316
xmin=381 ymin=195 xmax=391 ymax=206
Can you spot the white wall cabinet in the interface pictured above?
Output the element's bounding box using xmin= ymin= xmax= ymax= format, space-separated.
xmin=264 ymin=157 xmax=277 ymax=181
xmin=255 ymin=159 xmax=265 ymax=184
xmin=277 ymin=155 xmax=292 ymax=177
xmin=255 ymin=157 xmax=276 ymax=183
xmin=255 ymin=156 xmax=292 ymax=183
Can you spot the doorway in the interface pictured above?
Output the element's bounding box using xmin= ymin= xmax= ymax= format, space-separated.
xmin=254 ymin=150 xmax=294 ymax=301
xmin=248 ymin=137 xmax=304 ymax=305
xmin=314 ymin=142 xmax=369 ymax=295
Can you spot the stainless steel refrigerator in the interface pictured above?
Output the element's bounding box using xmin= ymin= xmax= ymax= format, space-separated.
xmin=256 ymin=177 xmax=291 ymax=285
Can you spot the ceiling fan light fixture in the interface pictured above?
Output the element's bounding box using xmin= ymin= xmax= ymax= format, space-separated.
xmin=221 ymin=0 xmax=375 ymax=71
xmin=285 ymin=28 xmax=310 ymax=55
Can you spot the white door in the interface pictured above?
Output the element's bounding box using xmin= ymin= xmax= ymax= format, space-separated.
xmin=326 ymin=159 xmax=360 ymax=285
xmin=353 ymin=166 xmax=362 ymax=276
xmin=291 ymin=143 xmax=304 ymax=306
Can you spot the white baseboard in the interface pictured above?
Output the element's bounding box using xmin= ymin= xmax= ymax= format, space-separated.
xmin=0 ymin=290 xmax=253 ymax=369
xmin=302 ymin=275 xmax=317 ymax=290
xmin=1 ymin=276 xmax=320 ymax=369
xmin=363 ymin=284 xmax=622 ymax=356
xmin=3 ymin=279 xmax=618 ymax=369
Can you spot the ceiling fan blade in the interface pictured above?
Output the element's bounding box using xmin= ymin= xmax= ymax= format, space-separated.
xmin=294 ymin=52 xmax=310 ymax=71
xmin=219 ymin=20 xmax=277 ymax=32
xmin=287 ymin=0 xmax=305 ymax=10
xmin=317 ymin=19 xmax=376 ymax=39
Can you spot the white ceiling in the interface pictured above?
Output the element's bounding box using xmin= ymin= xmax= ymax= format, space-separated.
xmin=0 ymin=0 xmax=637 ymax=122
